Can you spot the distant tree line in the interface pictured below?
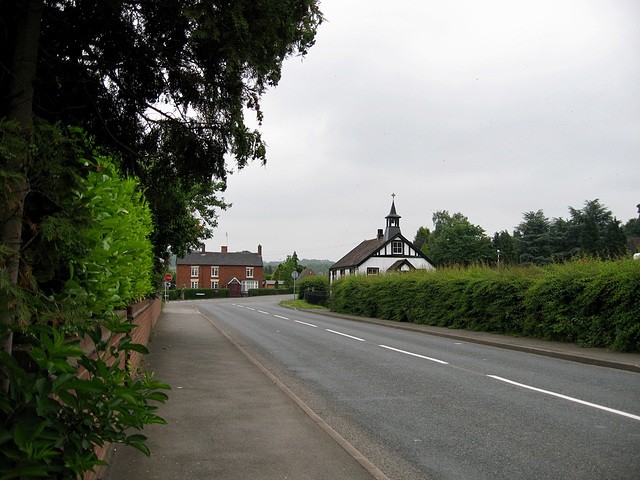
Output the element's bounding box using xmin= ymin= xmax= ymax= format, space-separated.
xmin=415 ymin=199 xmax=639 ymax=267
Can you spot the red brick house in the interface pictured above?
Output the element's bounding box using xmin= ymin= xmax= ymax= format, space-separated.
xmin=176 ymin=245 xmax=264 ymax=297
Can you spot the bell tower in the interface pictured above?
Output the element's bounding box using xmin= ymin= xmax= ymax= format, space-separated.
xmin=384 ymin=193 xmax=401 ymax=240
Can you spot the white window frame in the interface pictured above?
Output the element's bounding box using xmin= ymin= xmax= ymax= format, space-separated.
xmin=190 ymin=280 xmax=199 ymax=288
xmin=392 ymin=240 xmax=403 ymax=254
xmin=246 ymin=267 xmax=254 ymax=278
xmin=241 ymin=280 xmax=258 ymax=292
xmin=367 ymin=267 xmax=380 ymax=276
xmin=190 ymin=266 xmax=199 ymax=277
xmin=211 ymin=281 xmax=219 ymax=289
xmin=211 ymin=266 xmax=219 ymax=277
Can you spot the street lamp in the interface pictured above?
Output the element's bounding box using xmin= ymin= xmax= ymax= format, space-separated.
xmin=497 ymin=249 xmax=501 ymax=268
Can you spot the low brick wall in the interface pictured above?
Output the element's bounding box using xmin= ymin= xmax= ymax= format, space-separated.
xmin=84 ymin=297 xmax=162 ymax=480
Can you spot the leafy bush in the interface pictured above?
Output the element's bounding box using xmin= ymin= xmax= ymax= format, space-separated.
xmin=1 ymin=126 xmax=167 ymax=478
xmin=65 ymin=157 xmax=156 ymax=315
xmin=330 ymin=259 xmax=640 ymax=352
xmin=296 ymin=276 xmax=329 ymax=300
xmin=249 ymin=288 xmax=294 ymax=296
xmin=0 ymin=321 xmax=169 ymax=478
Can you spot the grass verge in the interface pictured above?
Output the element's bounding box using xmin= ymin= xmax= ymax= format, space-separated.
xmin=279 ymin=299 xmax=328 ymax=309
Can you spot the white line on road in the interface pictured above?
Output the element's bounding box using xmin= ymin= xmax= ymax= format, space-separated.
xmin=246 ymin=307 xmax=256 ymax=311
xmin=274 ymin=315 xmax=290 ymax=320
xmin=257 ymin=310 xmax=270 ymax=315
xmin=488 ymin=375 xmax=640 ymax=422
xmin=326 ymin=329 xmax=365 ymax=342
xmin=295 ymin=320 xmax=318 ymax=328
xmin=379 ymin=345 xmax=449 ymax=365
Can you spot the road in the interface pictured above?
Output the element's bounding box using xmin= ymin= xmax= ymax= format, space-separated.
xmin=194 ymin=296 xmax=640 ymax=480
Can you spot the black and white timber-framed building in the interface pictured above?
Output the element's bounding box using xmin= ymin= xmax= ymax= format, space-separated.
xmin=329 ymin=198 xmax=435 ymax=283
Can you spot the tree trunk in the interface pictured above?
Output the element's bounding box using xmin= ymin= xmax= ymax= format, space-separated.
xmin=1 ymin=0 xmax=43 ymax=362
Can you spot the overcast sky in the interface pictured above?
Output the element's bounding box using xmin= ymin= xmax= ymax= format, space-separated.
xmin=205 ymin=0 xmax=640 ymax=262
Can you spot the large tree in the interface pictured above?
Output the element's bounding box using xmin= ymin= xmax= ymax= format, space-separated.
xmin=568 ymin=199 xmax=626 ymax=258
xmin=1 ymin=0 xmax=322 ymax=354
xmin=422 ymin=211 xmax=493 ymax=267
xmin=2 ymin=0 xmax=322 ymax=257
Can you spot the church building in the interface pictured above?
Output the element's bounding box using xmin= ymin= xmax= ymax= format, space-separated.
xmin=329 ymin=197 xmax=435 ymax=283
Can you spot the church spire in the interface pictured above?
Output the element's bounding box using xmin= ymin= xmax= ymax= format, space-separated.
xmin=384 ymin=194 xmax=401 ymax=240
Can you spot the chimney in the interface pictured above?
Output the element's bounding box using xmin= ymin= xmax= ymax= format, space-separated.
xmin=258 ymin=244 xmax=262 ymax=256
xmin=201 ymin=244 xmax=206 ymax=253
xmin=377 ymin=229 xmax=384 ymax=240
xmin=221 ymin=246 xmax=228 ymax=253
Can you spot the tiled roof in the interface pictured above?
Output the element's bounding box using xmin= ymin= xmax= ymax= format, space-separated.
xmin=176 ymin=251 xmax=262 ymax=267
xmin=330 ymin=238 xmax=385 ymax=270
xmin=387 ymin=259 xmax=414 ymax=271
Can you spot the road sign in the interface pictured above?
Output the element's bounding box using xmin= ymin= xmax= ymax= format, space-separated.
xmin=291 ymin=271 xmax=299 ymax=280
xmin=164 ymin=273 xmax=173 ymax=282
xmin=164 ymin=281 xmax=171 ymax=288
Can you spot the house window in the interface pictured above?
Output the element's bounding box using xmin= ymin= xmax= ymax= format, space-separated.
xmin=246 ymin=267 xmax=254 ymax=278
xmin=190 ymin=280 xmax=199 ymax=288
xmin=392 ymin=241 xmax=403 ymax=254
xmin=242 ymin=280 xmax=258 ymax=292
xmin=367 ymin=267 xmax=379 ymax=276
xmin=190 ymin=266 xmax=199 ymax=277
xmin=211 ymin=281 xmax=219 ymax=289
xmin=211 ymin=266 xmax=219 ymax=277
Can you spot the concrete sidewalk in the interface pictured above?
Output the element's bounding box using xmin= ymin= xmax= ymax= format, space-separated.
xmin=103 ymin=304 xmax=382 ymax=480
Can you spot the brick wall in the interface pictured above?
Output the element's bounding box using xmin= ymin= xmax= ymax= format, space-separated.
xmin=83 ymin=297 xmax=162 ymax=480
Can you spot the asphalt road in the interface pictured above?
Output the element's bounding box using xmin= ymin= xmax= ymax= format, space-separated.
xmin=195 ymin=296 xmax=640 ymax=480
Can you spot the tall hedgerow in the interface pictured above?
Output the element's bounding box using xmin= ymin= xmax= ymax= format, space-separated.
xmin=330 ymin=259 xmax=639 ymax=352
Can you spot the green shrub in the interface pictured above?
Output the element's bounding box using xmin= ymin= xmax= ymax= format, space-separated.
xmin=329 ymin=259 xmax=640 ymax=352
xmin=296 ymin=276 xmax=329 ymax=299
xmin=0 ymin=129 xmax=167 ymax=478
xmin=66 ymin=157 xmax=156 ymax=315
xmin=249 ymin=288 xmax=294 ymax=296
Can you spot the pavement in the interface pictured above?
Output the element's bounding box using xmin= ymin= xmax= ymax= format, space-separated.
xmin=103 ymin=300 xmax=640 ymax=480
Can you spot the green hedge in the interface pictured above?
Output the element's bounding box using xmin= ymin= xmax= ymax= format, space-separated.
xmin=167 ymin=288 xmax=230 ymax=300
xmin=249 ymin=288 xmax=294 ymax=296
xmin=330 ymin=258 xmax=640 ymax=352
xmin=297 ymin=276 xmax=329 ymax=299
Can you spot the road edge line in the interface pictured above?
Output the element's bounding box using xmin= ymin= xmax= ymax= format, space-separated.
xmin=197 ymin=309 xmax=392 ymax=480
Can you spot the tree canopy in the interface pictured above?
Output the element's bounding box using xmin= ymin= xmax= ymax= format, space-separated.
xmin=416 ymin=199 xmax=634 ymax=267
xmin=2 ymin=0 xmax=323 ymax=259
xmin=514 ymin=200 xmax=627 ymax=264
xmin=421 ymin=211 xmax=494 ymax=267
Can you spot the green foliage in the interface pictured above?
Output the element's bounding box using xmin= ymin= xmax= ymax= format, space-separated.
xmin=273 ymin=252 xmax=304 ymax=288
xmin=249 ymin=288 xmax=294 ymax=297
xmin=0 ymin=321 xmax=169 ymax=479
xmin=330 ymin=258 xmax=640 ymax=352
xmin=3 ymin=0 xmax=323 ymax=259
xmin=623 ymin=216 xmax=640 ymax=238
xmin=413 ymin=226 xmax=431 ymax=252
xmin=1 ymin=124 xmax=166 ymax=477
xmin=280 ymin=299 xmax=327 ymax=310
xmin=515 ymin=200 xmax=629 ymax=265
xmin=66 ymin=157 xmax=156 ymax=314
xmin=296 ymin=276 xmax=329 ymax=300
xmin=422 ymin=211 xmax=493 ymax=266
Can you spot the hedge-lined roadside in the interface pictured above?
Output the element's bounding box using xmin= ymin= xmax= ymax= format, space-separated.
xmin=330 ymin=258 xmax=640 ymax=352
